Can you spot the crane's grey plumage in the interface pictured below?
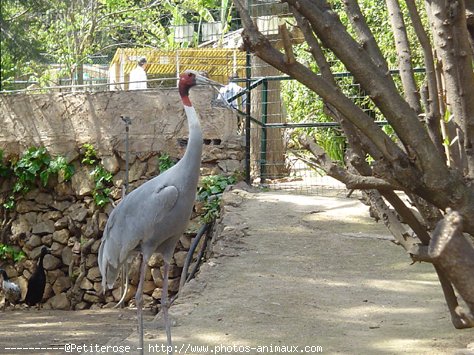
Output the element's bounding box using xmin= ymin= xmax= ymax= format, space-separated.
xmin=98 ymin=70 xmax=220 ymax=355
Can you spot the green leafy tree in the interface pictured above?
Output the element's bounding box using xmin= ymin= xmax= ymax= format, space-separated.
xmin=1 ymin=0 xmax=239 ymax=88
xmin=0 ymin=0 xmax=49 ymax=90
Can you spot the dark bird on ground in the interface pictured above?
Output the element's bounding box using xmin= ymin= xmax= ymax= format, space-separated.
xmin=0 ymin=268 xmax=21 ymax=310
xmin=25 ymin=246 xmax=50 ymax=308
xmin=99 ymin=70 xmax=220 ymax=355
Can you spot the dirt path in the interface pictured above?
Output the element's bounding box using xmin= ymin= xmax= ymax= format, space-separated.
xmin=1 ymin=189 xmax=473 ymax=354
xmin=0 ymin=308 xmax=154 ymax=354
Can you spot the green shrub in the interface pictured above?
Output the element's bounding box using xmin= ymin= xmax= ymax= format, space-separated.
xmin=158 ymin=153 xmax=176 ymax=174
xmin=0 ymin=243 xmax=26 ymax=262
xmin=198 ymin=174 xmax=236 ymax=223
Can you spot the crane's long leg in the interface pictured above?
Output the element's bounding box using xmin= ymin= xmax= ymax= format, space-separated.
xmin=136 ymin=254 xmax=146 ymax=355
xmin=161 ymin=261 xmax=173 ymax=355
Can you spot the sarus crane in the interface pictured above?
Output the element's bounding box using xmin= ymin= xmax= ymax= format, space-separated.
xmin=98 ymin=70 xmax=221 ymax=354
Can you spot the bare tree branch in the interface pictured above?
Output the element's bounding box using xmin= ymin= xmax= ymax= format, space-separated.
xmin=282 ymin=0 xmax=452 ymax=181
xmin=429 ymin=210 xmax=474 ymax=327
xmin=364 ymin=190 xmax=423 ymax=254
xmin=297 ymin=137 xmax=400 ymax=190
xmin=292 ymin=8 xmax=388 ymax=163
xmin=386 ymin=0 xmax=422 ymax=113
xmin=278 ymin=22 xmax=296 ymax=64
xmin=405 ymin=0 xmax=445 ymax=158
xmin=426 ymin=0 xmax=474 ymax=178
xmin=343 ymin=0 xmax=390 ymax=72
xmin=235 ymin=0 xmax=412 ymax=171
xmin=382 ymin=190 xmax=431 ymax=244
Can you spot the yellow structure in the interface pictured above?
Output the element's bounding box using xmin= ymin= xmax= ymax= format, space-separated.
xmin=109 ymin=48 xmax=246 ymax=90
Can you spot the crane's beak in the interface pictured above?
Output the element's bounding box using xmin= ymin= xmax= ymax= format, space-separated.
xmin=191 ymin=70 xmax=224 ymax=87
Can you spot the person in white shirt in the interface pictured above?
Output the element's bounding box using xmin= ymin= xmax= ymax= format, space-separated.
xmin=217 ymin=74 xmax=247 ymax=133
xmin=129 ymin=57 xmax=147 ymax=90
xmin=218 ymin=74 xmax=246 ymax=109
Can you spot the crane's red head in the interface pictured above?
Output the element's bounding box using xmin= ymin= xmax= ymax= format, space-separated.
xmin=179 ymin=70 xmax=219 ymax=106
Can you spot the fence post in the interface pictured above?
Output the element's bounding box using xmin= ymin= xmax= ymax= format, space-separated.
xmin=260 ymin=79 xmax=268 ymax=183
xmin=245 ymin=51 xmax=252 ymax=185
xmin=121 ymin=115 xmax=132 ymax=195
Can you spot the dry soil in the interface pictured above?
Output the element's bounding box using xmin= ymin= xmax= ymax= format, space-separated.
xmin=1 ymin=189 xmax=473 ymax=355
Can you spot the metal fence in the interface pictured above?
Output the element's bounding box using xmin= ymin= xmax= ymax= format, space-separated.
xmin=236 ymin=73 xmax=384 ymax=194
xmin=237 ymin=69 xmax=424 ymax=193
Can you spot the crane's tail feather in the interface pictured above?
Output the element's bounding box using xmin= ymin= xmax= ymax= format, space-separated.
xmin=98 ymin=203 xmax=141 ymax=293
xmin=103 ymin=263 xmax=120 ymax=291
xmin=98 ymin=238 xmax=121 ymax=292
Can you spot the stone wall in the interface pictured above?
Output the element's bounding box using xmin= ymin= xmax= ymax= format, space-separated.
xmin=0 ymin=89 xmax=245 ymax=309
xmin=3 ymin=186 xmax=200 ymax=310
xmin=0 ymin=88 xmax=244 ymax=174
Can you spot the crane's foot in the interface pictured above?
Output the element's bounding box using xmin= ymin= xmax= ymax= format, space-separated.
xmin=135 ymin=253 xmax=146 ymax=355
xmin=162 ymin=261 xmax=173 ymax=355
xmin=149 ymin=312 xmax=176 ymax=329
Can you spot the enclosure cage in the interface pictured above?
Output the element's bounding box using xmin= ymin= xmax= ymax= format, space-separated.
xmin=1 ymin=0 xmax=411 ymax=195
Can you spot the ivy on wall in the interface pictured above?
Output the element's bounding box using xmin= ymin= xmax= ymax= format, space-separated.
xmin=198 ymin=174 xmax=236 ymax=224
xmin=1 ymin=145 xmax=238 ymax=219
xmin=0 ymin=147 xmax=74 ymax=210
xmin=0 ymin=145 xmax=117 ymax=210
xmin=80 ymin=144 xmax=113 ymax=207
xmin=0 ymin=243 xmax=26 ymax=262
xmin=0 ymin=145 xmax=238 ymax=262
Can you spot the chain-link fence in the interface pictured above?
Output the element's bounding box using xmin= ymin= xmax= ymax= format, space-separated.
xmin=240 ymin=74 xmax=383 ymax=194
xmin=240 ymin=67 xmax=424 ymax=193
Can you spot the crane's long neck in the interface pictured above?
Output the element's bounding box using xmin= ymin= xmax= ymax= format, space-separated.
xmin=181 ymin=102 xmax=203 ymax=174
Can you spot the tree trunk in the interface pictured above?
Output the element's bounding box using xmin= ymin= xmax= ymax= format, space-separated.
xmin=76 ymin=62 xmax=84 ymax=87
xmin=250 ymin=56 xmax=289 ymax=181
xmin=429 ymin=210 xmax=474 ymax=326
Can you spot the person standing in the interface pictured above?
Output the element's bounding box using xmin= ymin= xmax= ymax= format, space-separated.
xmin=218 ymin=74 xmax=246 ymax=109
xmin=218 ymin=74 xmax=247 ymax=133
xmin=129 ymin=57 xmax=147 ymax=90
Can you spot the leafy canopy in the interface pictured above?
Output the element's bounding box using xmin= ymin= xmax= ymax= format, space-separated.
xmin=1 ymin=0 xmax=234 ymax=89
